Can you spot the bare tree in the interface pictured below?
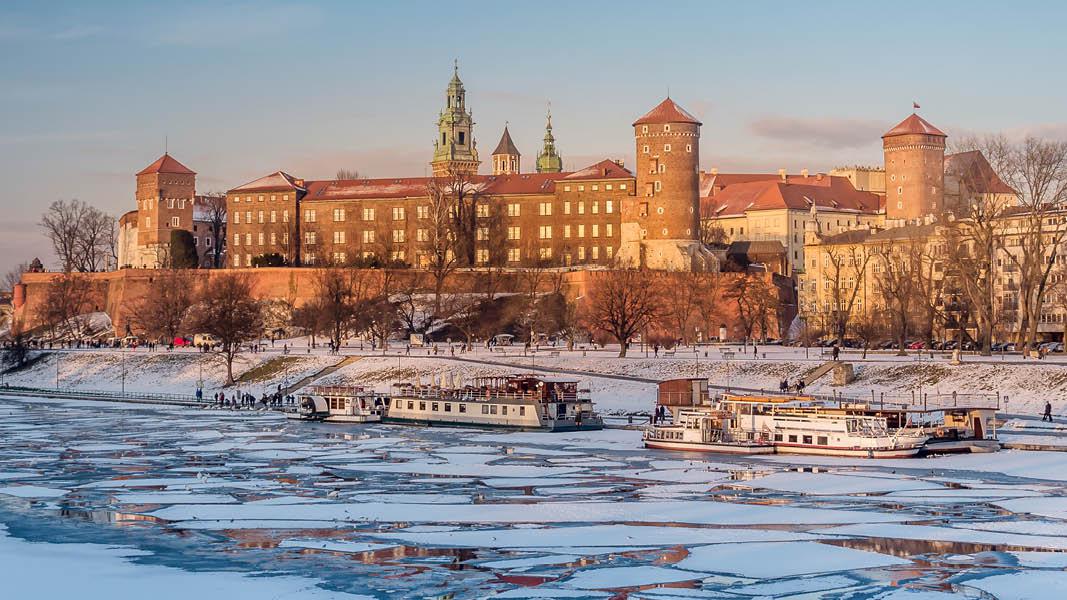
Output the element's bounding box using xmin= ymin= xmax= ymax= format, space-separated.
xmin=335 ymin=168 xmax=360 ymax=180
xmin=312 ymin=267 xmax=372 ymax=350
xmin=38 ymin=272 xmax=94 ymax=339
xmin=3 ymin=261 xmax=30 ymax=293
xmin=871 ymin=239 xmax=920 ymax=355
xmin=850 ymin=309 xmax=887 ymax=359
xmin=75 ymin=207 xmax=115 ymax=272
xmin=130 ymin=269 xmax=196 ymax=342
xmin=582 ymin=268 xmax=662 ymax=357
xmin=821 ymin=244 xmax=872 ymax=346
xmin=40 ymin=200 xmax=88 ymax=272
xmin=700 ymin=220 xmax=728 ymax=247
xmin=201 ymin=193 xmax=228 ymax=268
xmin=184 ymin=273 xmax=265 ymax=385
xmin=662 ymin=271 xmax=718 ymax=346
xmin=420 ymin=178 xmax=461 ymax=325
xmin=725 ymin=275 xmax=778 ymax=344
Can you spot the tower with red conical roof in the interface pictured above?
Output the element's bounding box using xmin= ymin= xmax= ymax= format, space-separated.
xmin=882 ymin=113 xmax=946 ymax=221
xmin=134 ymin=153 xmax=196 ymax=267
xmin=619 ymin=98 xmax=716 ymax=271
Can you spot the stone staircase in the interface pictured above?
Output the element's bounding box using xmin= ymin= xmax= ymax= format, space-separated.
xmin=802 ymin=360 xmax=854 ymax=387
xmin=280 ymin=356 xmax=361 ymax=396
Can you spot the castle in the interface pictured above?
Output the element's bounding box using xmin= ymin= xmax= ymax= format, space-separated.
xmin=117 ymin=66 xmax=989 ymax=277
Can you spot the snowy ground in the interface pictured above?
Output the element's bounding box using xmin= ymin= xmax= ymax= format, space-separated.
xmin=3 ymin=396 xmax=1067 ymax=598
xmin=5 ymin=343 xmax=1067 ymax=415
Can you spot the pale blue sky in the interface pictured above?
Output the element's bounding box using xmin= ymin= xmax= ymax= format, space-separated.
xmin=2 ymin=0 xmax=1066 ymax=273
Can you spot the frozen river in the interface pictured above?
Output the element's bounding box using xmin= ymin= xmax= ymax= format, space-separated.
xmin=2 ymin=396 xmax=1067 ymax=599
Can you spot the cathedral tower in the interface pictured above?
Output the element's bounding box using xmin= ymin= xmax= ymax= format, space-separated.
xmin=431 ymin=62 xmax=480 ymax=177
xmin=535 ymin=109 xmax=563 ymax=173
xmin=618 ymin=98 xmax=715 ymax=271
xmin=491 ymin=125 xmax=520 ymax=175
xmin=135 ymin=153 xmax=195 ymax=267
xmin=883 ymin=113 xmax=946 ymax=221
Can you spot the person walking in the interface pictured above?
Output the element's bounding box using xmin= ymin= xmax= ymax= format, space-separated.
xmin=832 ymin=345 xmax=840 ymax=361
xmin=1043 ymin=401 xmax=1053 ymax=422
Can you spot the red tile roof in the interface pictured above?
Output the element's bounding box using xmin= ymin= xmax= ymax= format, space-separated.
xmin=702 ymin=176 xmax=882 ymax=219
xmin=883 ymin=113 xmax=946 ymax=138
xmin=562 ymin=159 xmax=633 ymax=181
xmin=633 ymin=98 xmax=702 ymax=126
xmin=230 ymin=171 xmax=306 ymax=193
xmin=137 ymin=153 xmax=196 ymax=176
xmin=944 ymin=150 xmax=1016 ymax=195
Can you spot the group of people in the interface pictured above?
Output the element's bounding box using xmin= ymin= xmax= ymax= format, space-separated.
xmin=779 ymin=378 xmax=806 ymax=393
xmin=206 ymin=390 xmax=295 ymax=410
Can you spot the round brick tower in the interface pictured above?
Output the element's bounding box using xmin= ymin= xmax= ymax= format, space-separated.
xmin=882 ymin=113 xmax=946 ymax=221
xmin=619 ymin=98 xmax=714 ymax=270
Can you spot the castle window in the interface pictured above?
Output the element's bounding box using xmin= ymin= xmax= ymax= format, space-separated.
xmin=271 ymin=195 xmax=276 ymax=202
xmin=686 ymin=144 xmax=692 ymax=153
xmin=245 ymin=211 xmax=252 ymax=224
xmin=539 ymin=225 xmax=552 ymax=239
xmin=592 ymin=246 xmax=599 ymax=259
xmin=578 ymin=185 xmax=585 ymax=192
xmin=233 ymin=233 xmax=240 ymax=246
xmin=246 ymin=196 xmax=252 ymax=203
xmin=258 ymin=211 xmax=264 ymax=224
xmin=392 ymin=229 xmax=405 ymax=243
xmin=333 ymin=252 xmax=346 ymax=264
xmin=245 ymin=254 xmax=252 ymax=267
xmin=564 ymin=185 xmax=571 ymax=192
xmin=539 ymin=202 xmax=552 ymax=216
xmin=206 ymin=237 xmax=213 ymax=248
xmin=606 ymin=246 xmax=614 ymax=258
xmin=270 ymin=232 xmax=276 ymax=245
xmin=476 ymin=227 xmax=488 ymax=241
xmin=605 ymin=184 xmax=613 ymax=190
xmin=418 ymin=205 xmax=429 ymax=219
xmin=539 ymin=247 xmax=552 ymax=260
xmin=258 ymin=233 xmax=264 ymax=245
xmin=234 ymin=212 xmax=240 ymax=224
xmin=283 ymin=210 xmax=289 ymax=223
xmin=658 ymin=163 xmax=666 ymax=173
xmin=578 ymin=246 xmax=586 ymax=260
xmin=258 ymin=195 xmax=264 ymax=202
xmin=168 ymin=198 xmax=174 ymax=209
xmin=508 ymin=248 xmax=520 ymax=262
xmin=391 ymin=250 xmax=405 ymax=261
xmin=642 ymin=125 xmax=648 ymax=134
xmin=333 ymin=208 xmax=346 ymax=222
xmin=657 ymin=207 xmax=664 ymax=215
xmin=564 ymin=225 xmax=571 ymax=238
xmin=459 ymin=132 xmax=465 ymax=145
xmin=362 ymin=208 xmax=375 ymax=221
xmin=592 ymin=184 xmax=599 ymax=191
xmin=662 ymin=228 xmax=668 ymax=236
xmin=393 ymin=206 xmax=406 ymax=220
xmin=508 ymin=226 xmax=520 ymax=240
xmin=476 ymin=248 xmax=488 ymax=264
xmin=333 ymin=231 xmax=346 ymax=244
xmin=578 ymin=201 xmax=585 ymax=215
xmin=606 ymin=200 xmax=614 ymax=213
xmin=639 ymin=203 xmax=649 ymax=217
xmin=270 ymin=211 xmax=277 ymax=223
xmin=577 ymin=224 xmax=585 ymax=238
xmin=245 ymin=233 xmax=252 ymax=245
xmin=171 ymin=216 xmax=180 ymax=227
xmin=592 ymin=224 xmax=599 ymax=238
xmin=441 ymin=132 xmax=446 ymax=145
xmin=508 ymin=203 xmax=520 ymax=217
xmin=664 ymin=124 xmax=671 ymax=132
xmin=233 ymin=255 xmax=240 ymax=267
xmin=417 ymin=228 xmax=428 ymax=242
xmin=592 ymin=201 xmax=599 ymax=214
xmin=363 ymin=230 xmax=375 ymax=243
xmin=664 ymin=144 xmax=672 ymax=152
xmin=606 ymin=223 xmax=613 ymax=237
xmin=305 ymin=231 xmax=316 ymax=245
xmin=476 ymin=204 xmax=488 ymax=218
xmin=305 ymin=209 xmax=316 ymax=223
xmin=620 ymin=184 xmax=627 ymax=190
xmin=564 ymin=201 xmax=571 ymax=214
xmin=643 ymin=145 xmax=649 ymax=154
xmin=654 ymin=181 xmax=662 ymax=192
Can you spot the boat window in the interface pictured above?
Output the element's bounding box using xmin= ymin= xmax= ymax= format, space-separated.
xmin=788 ymin=435 xmax=797 ymax=443
xmin=519 ymin=406 xmax=525 ymax=416
xmin=444 ymin=403 xmax=451 ymax=412
xmin=501 ymin=406 xmax=508 ymax=415
xmin=432 ymin=403 xmax=439 ymax=412
xmin=803 ymin=435 xmax=813 ymax=445
xmin=774 ymin=434 xmax=782 ymax=442
xmin=490 ymin=405 xmax=498 ymax=415
xmin=459 ymin=404 xmax=466 ymax=413
xmin=817 ymin=436 xmax=828 ymax=446
xmin=407 ymin=401 xmax=414 ymax=410
xmin=395 ymin=399 xmax=401 ymax=408
xmin=482 ymin=405 xmax=490 ymax=415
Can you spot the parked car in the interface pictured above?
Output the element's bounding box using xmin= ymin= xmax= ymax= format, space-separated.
xmin=193 ymin=333 xmax=218 ymax=348
xmin=907 ymin=340 xmax=925 ymax=350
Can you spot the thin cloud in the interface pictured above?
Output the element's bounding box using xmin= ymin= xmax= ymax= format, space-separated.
xmin=749 ymin=116 xmax=886 ymax=149
xmin=145 ymin=2 xmax=322 ymax=47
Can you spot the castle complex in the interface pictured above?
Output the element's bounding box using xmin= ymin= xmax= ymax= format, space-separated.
xmin=116 ymin=66 xmax=1006 ymax=281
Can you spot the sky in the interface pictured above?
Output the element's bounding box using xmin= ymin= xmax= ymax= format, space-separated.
xmin=3 ymin=0 xmax=1067 ymax=276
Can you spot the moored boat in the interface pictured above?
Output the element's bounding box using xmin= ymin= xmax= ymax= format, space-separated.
xmin=289 ymin=385 xmax=386 ymax=423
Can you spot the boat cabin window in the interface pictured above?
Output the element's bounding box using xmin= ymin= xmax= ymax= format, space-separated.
xmin=817 ymin=436 xmax=828 ymax=446
xmin=419 ymin=402 xmax=426 ymax=411
xmin=803 ymin=435 xmax=813 ymax=445
xmin=407 ymin=401 xmax=414 ymax=410
xmin=490 ymin=405 xmax=498 ymax=415
xmin=432 ymin=402 xmax=439 ymax=412
xmin=501 ymin=406 xmax=508 ymax=415
xmin=395 ymin=399 xmax=401 ymax=409
xmin=773 ymin=433 xmax=783 ymax=442
xmin=788 ymin=435 xmax=797 ymax=443
xmin=482 ymin=405 xmax=490 ymax=415
xmin=459 ymin=404 xmax=466 ymax=413
xmin=519 ymin=406 xmax=525 ymax=416
xmin=444 ymin=403 xmax=452 ymax=412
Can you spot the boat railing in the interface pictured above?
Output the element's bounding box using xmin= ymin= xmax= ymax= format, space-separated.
xmin=392 ymin=384 xmax=588 ymax=404
xmin=308 ymin=385 xmax=366 ymax=397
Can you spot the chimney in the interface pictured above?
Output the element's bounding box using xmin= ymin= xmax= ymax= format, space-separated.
xmin=801 ymin=168 xmax=809 ymax=178
xmin=710 ymin=168 xmax=718 ymax=176
xmin=613 ymin=158 xmax=625 ymax=168
xmin=778 ymin=168 xmax=787 ymax=181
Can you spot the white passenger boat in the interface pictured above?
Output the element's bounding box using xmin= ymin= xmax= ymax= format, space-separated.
xmin=643 ymin=379 xmax=928 ymax=458
xmin=384 ymin=375 xmax=603 ymax=431
xmin=289 ymin=385 xmax=386 ymax=423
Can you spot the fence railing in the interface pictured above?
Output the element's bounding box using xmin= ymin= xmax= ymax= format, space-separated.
xmin=0 ymin=385 xmax=200 ymax=404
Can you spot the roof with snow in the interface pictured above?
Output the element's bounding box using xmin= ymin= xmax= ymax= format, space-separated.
xmin=883 ymin=113 xmax=946 ymax=138
xmin=137 ymin=153 xmax=195 ymax=176
xmin=492 ymin=126 xmax=520 ymax=156
xmin=633 ymin=98 xmax=702 ymax=127
xmin=562 ymin=159 xmax=633 ymax=180
xmin=230 ymin=171 xmax=306 ymax=193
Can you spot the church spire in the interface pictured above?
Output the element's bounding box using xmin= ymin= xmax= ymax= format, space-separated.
xmin=536 ymin=105 xmax=563 ymax=174
xmin=431 ymin=61 xmax=480 ymax=177
xmin=492 ymin=123 xmax=521 ymax=175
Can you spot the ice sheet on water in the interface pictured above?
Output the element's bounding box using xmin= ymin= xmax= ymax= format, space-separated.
xmin=725 ymin=574 xmax=859 ymax=596
xmin=481 ymin=477 xmax=596 ymax=488
xmin=333 ymin=462 xmax=586 ymax=478
xmin=0 ymin=524 xmax=370 ymax=599
xmin=996 ymin=496 xmax=1067 ymax=519
xmin=967 ymin=570 xmax=1067 ymax=599
xmin=278 ymin=539 xmax=400 ymax=554
xmin=476 ymin=554 xmax=583 ymax=569
xmin=115 ymin=492 xmax=237 ymax=504
xmin=491 ymin=588 xmax=611 ymax=599
xmin=676 ymin=541 xmax=909 ymax=578
xmin=743 ymin=471 xmax=942 ymax=495
xmin=370 ymin=524 xmax=827 ymax=549
xmin=0 ymin=485 xmax=68 ymax=498
xmin=1009 ymin=551 xmax=1067 ymax=568
xmin=817 ymin=523 xmax=1067 ymax=551
xmin=562 ymin=565 xmax=709 ymax=590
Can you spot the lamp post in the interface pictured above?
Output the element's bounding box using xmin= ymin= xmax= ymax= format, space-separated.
xmin=121 ymin=346 xmax=126 ymax=395
xmin=55 ymin=351 xmax=60 ymax=390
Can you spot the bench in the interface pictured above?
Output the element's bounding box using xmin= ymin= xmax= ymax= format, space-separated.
xmin=720 ymin=350 xmax=735 ymax=359
xmin=663 ymin=349 xmax=676 ymax=357
xmin=820 ymin=348 xmax=834 ymax=358
xmin=548 ymin=350 xmax=560 ymax=357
